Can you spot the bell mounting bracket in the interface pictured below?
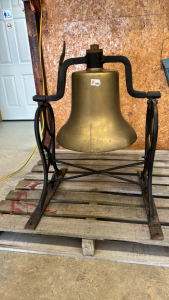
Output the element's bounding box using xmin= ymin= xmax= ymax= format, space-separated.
xmin=33 ymin=42 xmax=161 ymax=102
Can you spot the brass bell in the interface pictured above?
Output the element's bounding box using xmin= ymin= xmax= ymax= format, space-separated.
xmin=57 ymin=45 xmax=137 ymax=152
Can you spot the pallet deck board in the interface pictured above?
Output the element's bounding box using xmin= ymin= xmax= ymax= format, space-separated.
xmin=1 ymin=213 xmax=169 ymax=246
xmin=24 ymin=171 xmax=169 ymax=185
xmin=32 ymin=164 xmax=169 ymax=177
xmin=5 ymin=189 xmax=144 ymax=204
xmin=1 ymin=200 xmax=169 ymax=224
xmin=14 ymin=179 xmax=169 ymax=197
xmin=0 ymin=200 xmax=148 ymax=221
xmin=5 ymin=189 xmax=169 ymax=209
xmin=52 ymin=150 xmax=169 ymax=161
xmin=36 ymin=159 xmax=169 ymax=168
xmin=1 ymin=232 xmax=169 ymax=266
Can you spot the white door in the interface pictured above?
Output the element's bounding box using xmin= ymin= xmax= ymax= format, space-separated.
xmin=0 ymin=0 xmax=37 ymax=120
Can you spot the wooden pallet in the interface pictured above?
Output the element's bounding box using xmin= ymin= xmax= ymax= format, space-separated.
xmin=1 ymin=150 xmax=169 ymax=260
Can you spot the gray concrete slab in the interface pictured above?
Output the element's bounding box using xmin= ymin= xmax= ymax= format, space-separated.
xmin=0 ymin=121 xmax=40 ymax=200
xmin=0 ymin=149 xmax=40 ymax=200
xmin=0 ymin=121 xmax=37 ymax=150
xmin=1 ymin=250 xmax=169 ymax=300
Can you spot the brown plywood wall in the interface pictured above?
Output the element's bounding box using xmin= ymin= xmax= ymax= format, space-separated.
xmin=41 ymin=0 xmax=169 ymax=149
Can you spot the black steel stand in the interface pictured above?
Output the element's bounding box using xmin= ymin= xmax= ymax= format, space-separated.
xmin=25 ymin=97 xmax=163 ymax=240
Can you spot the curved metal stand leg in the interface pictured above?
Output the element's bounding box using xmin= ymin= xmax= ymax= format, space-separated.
xmin=25 ymin=102 xmax=67 ymax=230
xmin=138 ymin=99 xmax=163 ymax=240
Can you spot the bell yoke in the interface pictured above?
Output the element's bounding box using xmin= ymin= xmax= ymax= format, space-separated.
xmin=26 ymin=43 xmax=162 ymax=241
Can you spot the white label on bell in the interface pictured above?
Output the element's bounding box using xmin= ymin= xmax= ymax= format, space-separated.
xmin=91 ymin=79 xmax=101 ymax=86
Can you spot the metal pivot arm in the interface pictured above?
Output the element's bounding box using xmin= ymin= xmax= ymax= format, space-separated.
xmin=103 ymin=55 xmax=147 ymax=98
xmin=103 ymin=56 xmax=162 ymax=100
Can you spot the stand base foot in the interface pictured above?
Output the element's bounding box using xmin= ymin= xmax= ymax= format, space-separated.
xmin=138 ymin=171 xmax=164 ymax=240
xmin=25 ymin=168 xmax=67 ymax=230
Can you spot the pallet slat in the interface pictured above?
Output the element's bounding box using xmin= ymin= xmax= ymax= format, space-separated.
xmin=32 ymin=164 xmax=169 ymax=177
xmin=1 ymin=213 xmax=169 ymax=246
xmin=1 ymin=200 xmax=169 ymax=223
xmin=6 ymin=189 xmax=144 ymax=205
xmin=24 ymin=171 xmax=169 ymax=185
xmin=1 ymin=201 xmax=149 ymax=221
xmin=5 ymin=189 xmax=169 ymax=209
xmin=14 ymin=179 xmax=169 ymax=197
xmin=36 ymin=159 xmax=169 ymax=168
xmin=0 ymin=233 xmax=169 ymax=266
xmin=52 ymin=150 xmax=169 ymax=161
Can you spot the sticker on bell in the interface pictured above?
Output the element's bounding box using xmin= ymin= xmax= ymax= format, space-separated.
xmin=91 ymin=79 xmax=101 ymax=86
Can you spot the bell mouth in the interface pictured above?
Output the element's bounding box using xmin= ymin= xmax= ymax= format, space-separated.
xmin=56 ymin=122 xmax=137 ymax=153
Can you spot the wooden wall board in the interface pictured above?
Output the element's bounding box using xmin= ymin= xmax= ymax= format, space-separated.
xmin=41 ymin=0 xmax=169 ymax=150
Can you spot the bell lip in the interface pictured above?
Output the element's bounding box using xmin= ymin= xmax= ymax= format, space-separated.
xmin=56 ymin=134 xmax=137 ymax=153
xmin=72 ymin=68 xmax=119 ymax=74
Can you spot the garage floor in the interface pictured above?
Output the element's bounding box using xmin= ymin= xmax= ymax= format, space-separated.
xmin=0 ymin=121 xmax=169 ymax=300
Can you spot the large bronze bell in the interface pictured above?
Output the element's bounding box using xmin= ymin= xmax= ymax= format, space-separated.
xmin=57 ymin=45 xmax=137 ymax=152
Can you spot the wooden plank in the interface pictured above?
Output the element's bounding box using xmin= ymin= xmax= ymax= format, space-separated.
xmin=0 ymin=242 xmax=82 ymax=258
xmin=24 ymin=2 xmax=43 ymax=96
xmin=24 ymin=2 xmax=51 ymax=145
xmin=0 ymin=232 xmax=82 ymax=257
xmin=32 ymin=164 xmax=169 ymax=177
xmin=5 ymin=189 xmax=144 ymax=205
xmin=36 ymin=159 xmax=169 ymax=168
xmin=53 ymin=149 xmax=169 ymax=161
xmin=14 ymin=179 xmax=169 ymax=197
xmin=24 ymin=171 xmax=169 ymax=185
xmin=1 ymin=232 xmax=169 ymax=266
xmin=0 ymin=110 xmax=2 ymax=122
xmin=5 ymin=189 xmax=169 ymax=209
xmin=16 ymin=180 xmax=44 ymax=190
xmin=0 ymin=200 xmax=147 ymax=222
xmin=55 ymin=149 xmax=169 ymax=153
xmin=53 ymin=154 xmax=143 ymax=161
xmin=53 ymin=154 xmax=169 ymax=161
xmin=82 ymin=201 xmax=97 ymax=256
xmin=54 ymin=149 xmax=169 ymax=155
xmin=1 ymin=213 xmax=169 ymax=246
xmin=1 ymin=200 xmax=169 ymax=223
xmin=95 ymin=240 xmax=169 ymax=266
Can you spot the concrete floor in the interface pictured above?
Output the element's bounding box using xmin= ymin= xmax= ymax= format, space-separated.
xmin=0 ymin=121 xmax=40 ymax=200
xmin=1 ymin=121 xmax=169 ymax=300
